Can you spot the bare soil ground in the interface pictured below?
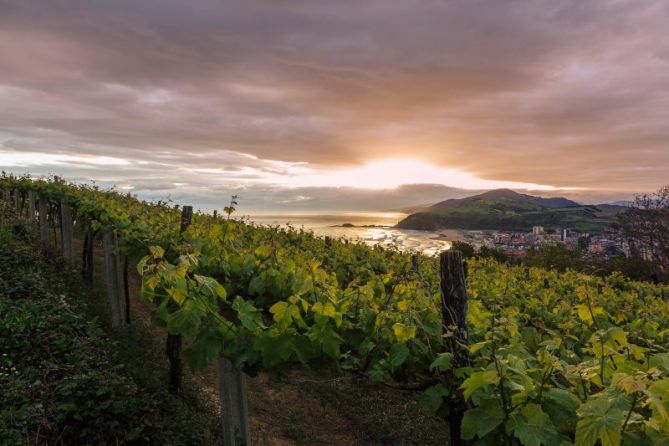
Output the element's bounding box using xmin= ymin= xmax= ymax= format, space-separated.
xmin=73 ymin=229 xmax=451 ymax=446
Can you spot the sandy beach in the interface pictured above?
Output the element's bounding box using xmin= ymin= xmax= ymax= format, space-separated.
xmin=432 ymin=229 xmax=467 ymax=242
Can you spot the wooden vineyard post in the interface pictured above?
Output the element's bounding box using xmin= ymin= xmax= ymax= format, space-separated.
xmin=166 ymin=205 xmax=193 ymax=394
xmin=82 ymin=226 xmax=94 ymax=283
xmin=27 ymin=190 xmax=36 ymax=222
xmin=214 ymin=201 xmax=251 ymax=443
xmin=123 ymin=256 xmax=131 ymax=324
xmin=60 ymin=199 xmax=74 ymax=263
xmin=218 ymin=357 xmax=251 ymax=446
xmin=439 ymin=250 xmax=470 ymax=446
xmin=411 ymin=254 xmax=419 ymax=272
xmin=103 ymin=230 xmax=127 ymax=327
xmin=38 ymin=196 xmax=49 ymax=252
xmin=20 ymin=190 xmax=26 ymax=214
xmin=13 ymin=189 xmax=19 ymax=211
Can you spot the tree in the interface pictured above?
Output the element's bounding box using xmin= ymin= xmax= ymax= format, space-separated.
xmin=477 ymin=245 xmax=508 ymax=263
xmin=450 ymin=241 xmax=508 ymax=263
xmin=615 ymin=186 xmax=669 ymax=282
xmin=577 ymin=236 xmax=590 ymax=251
xmin=450 ymin=241 xmax=476 ymax=259
xmin=525 ymin=244 xmax=582 ymax=272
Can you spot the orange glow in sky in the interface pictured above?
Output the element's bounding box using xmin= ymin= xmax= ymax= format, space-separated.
xmin=277 ymin=158 xmax=574 ymax=191
xmin=1 ymin=149 xmax=583 ymax=194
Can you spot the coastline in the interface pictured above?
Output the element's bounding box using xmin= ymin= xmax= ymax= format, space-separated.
xmin=247 ymin=212 xmax=459 ymax=255
xmin=431 ymin=229 xmax=467 ymax=242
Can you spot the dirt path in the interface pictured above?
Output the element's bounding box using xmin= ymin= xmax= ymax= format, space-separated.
xmin=76 ymin=230 xmax=450 ymax=445
xmin=77 ymin=232 xmax=376 ymax=446
xmin=128 ymin=286 xmax=375 ymax=446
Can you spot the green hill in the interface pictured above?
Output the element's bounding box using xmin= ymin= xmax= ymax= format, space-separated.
xmin=395 ymin=189 xmax=621 ymax=231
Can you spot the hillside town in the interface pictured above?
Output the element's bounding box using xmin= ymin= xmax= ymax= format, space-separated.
xmin=458 ymin=226 xmax=630 ymax=259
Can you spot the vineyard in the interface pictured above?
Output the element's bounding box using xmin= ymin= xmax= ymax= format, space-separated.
xmin=2 ymin=173 xmax=669 ymax=446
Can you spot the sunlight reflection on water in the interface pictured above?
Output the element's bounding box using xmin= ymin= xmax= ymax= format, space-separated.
xmin=246 ymin=212 xmax=454 ymax=256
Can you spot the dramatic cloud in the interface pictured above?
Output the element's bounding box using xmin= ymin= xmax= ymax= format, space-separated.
xmin=1 ymin=0 xmax=668 ymax=209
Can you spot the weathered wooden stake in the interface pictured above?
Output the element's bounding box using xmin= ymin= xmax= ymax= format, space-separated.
xmin=123 ymin=256 xmax=131 ymax=324
xmin=27 ymin=190 xmax=36 ymax=222
xmin=82 ymin=229 xmax=89 ymax=278
xmin=166 ymin=205 xmax=193 ymax=394
xmin=218 ymin=358 xmax=251 ymax=446
xmin=103 ymin=230 xmax=127 ymax=327
xmin=60 ymin=200 xmax=74 ymax=263
xmin=13 ymin=189 xmax=20 ymax=211
xmin=82 ymin=226 xmax=94 ymax=283
xmin=50 ymin=203 xmax=60 ymax=250
xmin=38 ymin=196 xmax=49 ymax=252
xmin=411 ymin=254 xmax=419 ymax=272
xmin=439 ymin=250 xmax=470 ymax=446
xmin=180 ymin=206 xmax=193 ymax=233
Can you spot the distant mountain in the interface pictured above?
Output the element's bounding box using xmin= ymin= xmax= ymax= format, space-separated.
xmin=595 ymin=203 xmax=629 ymax=218
xmin=429 ymin=189 xmax=580 ymax=210
xmin=386 ymin=203 xmax=433 ymax=214
xmin=605 ymin=200 xmax=633 ymax=207
xmin=376 ymin=185 xmax=483 ymax=213
xmin=395 ymin=188 xmax=621 ymax=232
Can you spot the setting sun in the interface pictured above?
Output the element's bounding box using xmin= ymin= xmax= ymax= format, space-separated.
xmin=281 ymin=158 xmax=569 ymax=191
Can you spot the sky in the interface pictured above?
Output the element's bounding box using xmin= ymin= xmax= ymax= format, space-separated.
xmin=1 ymin=0 xmax=668 ymax=211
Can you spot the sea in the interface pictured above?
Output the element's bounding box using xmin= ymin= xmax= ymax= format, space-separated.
xmin=244 ymin=212 xmax=463 ymax=256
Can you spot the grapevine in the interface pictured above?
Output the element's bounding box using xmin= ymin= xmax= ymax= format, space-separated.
xmin=2 ymin=172 xmax=669 ymax=445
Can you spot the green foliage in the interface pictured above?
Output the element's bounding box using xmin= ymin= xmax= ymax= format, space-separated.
xmin=451 ymin=241 xmax=507 ymax=263
xmin=3 ymin=174 xmax=669 ymax=445
xmin=451 ymin=240 xmax=476 ymax=258
xmin=508 ymin=403 xmax=563 ymax=446
xmin=575 ymin=390 xmax=629 ymax=446
xmin=477 ymin=245 xmax=509 ymax=263
xmin=420 ymin=384 xmax=449 ymax=413
xmin=0 ymin=214 xmax=223 ymax=445
xmin=461 ymin=398 xmax=504 ymax=440
xmin=525 ymin=244 xmax=584 ymax=271
xmin=396 ymin=189 xmax=616 ymax=231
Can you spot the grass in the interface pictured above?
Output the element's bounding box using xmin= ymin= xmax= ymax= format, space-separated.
xmin=0 ymin=204 xmax=224 ymax=445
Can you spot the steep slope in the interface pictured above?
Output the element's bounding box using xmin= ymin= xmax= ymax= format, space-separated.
xmin=429 ymin=189 xmax=580 ymax=211
xmin=396 ymin=189 xmax=616 ymax=231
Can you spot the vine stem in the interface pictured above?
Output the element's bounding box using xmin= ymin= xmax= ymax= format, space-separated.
xmin=490 ymin=300 xmax=513 ymax=446
xmin=600 ymin=342 xmax=606 ymax=387
xmin=622 ymin=392 xmax=639 ymax=434
xmin=537 ymin=365 xmax=554 ymax=404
